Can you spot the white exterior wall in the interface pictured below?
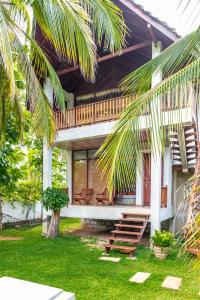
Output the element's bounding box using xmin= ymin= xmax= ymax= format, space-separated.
xmin=2 ymin=201 xmax=42 ymax=222
xmin=61 ymin=204 xmax=171 ymax=222
xmin=61 ymin=205 xmax=151 ymax=220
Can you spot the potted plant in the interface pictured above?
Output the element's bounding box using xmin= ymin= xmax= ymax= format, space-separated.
xmin=42 ymin=187 xmax=69 ymax=238
xmin=151 ymin=230 xmax=175 ymax=260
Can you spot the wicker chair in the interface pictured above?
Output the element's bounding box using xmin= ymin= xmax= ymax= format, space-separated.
xmin=73 ymin=188 xmax=93 ymax=205
xmin=96 ymin=188 xmax=113 ymax=205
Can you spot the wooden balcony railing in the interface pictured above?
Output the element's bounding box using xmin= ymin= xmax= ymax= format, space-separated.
xmin=55 ymin=94 xmax=137 ymax=130
xmin=55 ymin=85 xmax=196 ymax=130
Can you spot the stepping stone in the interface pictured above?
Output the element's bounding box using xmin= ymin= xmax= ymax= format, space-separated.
xmin=99 ymin=256 xmax=121 ymax=262
xmin=162 ymin=276 xmax=182 ymax=290
xmin=129 ymin=272 xmax=151 ymax=283
xmin=127 ymin=257 xmax=137 ymax=261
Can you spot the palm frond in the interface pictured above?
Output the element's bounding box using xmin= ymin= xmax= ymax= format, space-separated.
xmin=84 ymin=0 xmax=126 ymax=52
xmin=0 ymin=4 xmax=16 ymax=99
xmin=178 ymin=0 xmax=200 ymax=28
xmin=0 ymin=2 xmax=65 ymax=143
xmin=32 ymin=0 xmax=96 ymax=80
xmin=121 ymin=27 xmax=200 ymax=94
xmin=98 ymin=58 xmax=200 ymax=194
xmin=32 ymin=0 xmax=126 ymax=81
xmin=9 ymin=0 xmax=32 ymax=36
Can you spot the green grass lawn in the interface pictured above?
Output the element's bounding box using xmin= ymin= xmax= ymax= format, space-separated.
xmin=0 ymin=218 xmax=199 ymax=300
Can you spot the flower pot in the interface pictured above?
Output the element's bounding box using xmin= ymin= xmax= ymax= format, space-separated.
xmin=153 ymin=246 xmax=170 ymax=260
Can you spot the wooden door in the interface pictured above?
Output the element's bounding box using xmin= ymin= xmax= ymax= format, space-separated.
xmin=143 ymin=153 xmax=151 ymax=207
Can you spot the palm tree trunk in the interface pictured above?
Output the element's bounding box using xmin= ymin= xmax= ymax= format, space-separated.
xmin=47 ymin=211 xmax=60 ymax=238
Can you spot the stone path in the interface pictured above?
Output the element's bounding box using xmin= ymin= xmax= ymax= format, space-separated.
xmin=99 ymin=256 xmax=184 ymax=292
xmin=161 ymin=276 xmax=182 ymax=290
xmin=129 ymin=272 xmax=151 ymax=283
xmin=99 ymin=256 xmax=121 ymax=262
xmin=0 ymin=236 xmax=23 ymax=241
xmin=127 ymin=257 xmax=137 ymax=261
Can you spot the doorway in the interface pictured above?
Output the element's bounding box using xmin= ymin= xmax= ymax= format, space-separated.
xmin=143 ymin=153 xmax=151 ymax=207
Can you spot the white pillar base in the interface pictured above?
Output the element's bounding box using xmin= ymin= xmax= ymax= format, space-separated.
xmin=150 ymin=153 xmax=162 ymax=236
xmin=66 ymin=150 xmax=73 ymax=203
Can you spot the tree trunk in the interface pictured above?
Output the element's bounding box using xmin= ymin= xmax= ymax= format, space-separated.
xmin=0 ymin=198 xmax=2 ymax=230
xmin=47 ymin=211 xmax=60 ymax=238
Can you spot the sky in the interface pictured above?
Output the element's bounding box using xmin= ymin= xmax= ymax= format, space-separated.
xmin=134 ymin=0 xmax=199 ymax=36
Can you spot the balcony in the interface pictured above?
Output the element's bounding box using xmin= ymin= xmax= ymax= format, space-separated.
xmin=55 ymin=94 xmax=136 ymax=130
xmin=55 ymin=86 xmax=196 ymax=130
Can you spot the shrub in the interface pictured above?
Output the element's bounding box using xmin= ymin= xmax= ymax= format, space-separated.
xmin=151 ymin=230 xmax=175 ymax=248
xmin=42 ymin=187 xmax=69 ymax=212
xmin=42 ymin=187 xmax=69 ymax=238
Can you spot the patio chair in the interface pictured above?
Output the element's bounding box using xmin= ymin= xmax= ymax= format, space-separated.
xmin=96 ymin=188 xmax=113 ymax=206
xmin=73 ymin=188 xmax=93 ymax=205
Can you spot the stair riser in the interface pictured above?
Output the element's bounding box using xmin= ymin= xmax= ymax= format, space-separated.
xmin=115 ymin=224 xmax=144 ymax=229
xmin=104 ymin=212 xmax=148 ymax=256
xmin=112 ymin=231 xmax=142 ymax=236
xmin=109 ymin=237 xmax=139 ymax=244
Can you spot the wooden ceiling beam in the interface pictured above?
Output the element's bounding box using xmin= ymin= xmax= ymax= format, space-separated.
xmin=57 ymin=40 xmax=151 ymax=76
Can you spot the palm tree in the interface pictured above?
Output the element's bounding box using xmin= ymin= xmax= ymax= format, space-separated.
xmin=0 ymin=0 xmax=126 ymax=143
xmin=97 ymin=1 xmax=200 ymax=257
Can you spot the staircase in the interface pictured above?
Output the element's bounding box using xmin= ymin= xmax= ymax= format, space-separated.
xmin=104 ymin=212 xmax=150 ymax=257
xmin=170 ymin=125 xmax=197 ymax=167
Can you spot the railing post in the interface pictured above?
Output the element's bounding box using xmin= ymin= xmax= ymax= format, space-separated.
xmin=55 ymin=94 xmax=139 ymax=129
xmin=93 ymin=103 xmax=95 ymax=124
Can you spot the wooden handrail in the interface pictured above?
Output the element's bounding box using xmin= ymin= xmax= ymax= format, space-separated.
xmin=55 ymin=94 xmax=137 ymax=130
xmin=55 ymin=85 xmax=196 ymax=130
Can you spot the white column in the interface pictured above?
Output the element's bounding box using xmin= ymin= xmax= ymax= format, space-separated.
xmin=150 ymin=41 xmax=162 ymax=236
xmin=66 ymin=149 xmax=73 ymax=203
xmin=163 ymin=147 xmax=172 ymax=210
xmin=170 ymin=170 xmax=177 ymax=233
xmin=42 ymin=78 xmax=53 ymax=235
xmin=136 ymin=151 xmax=143 ymax=206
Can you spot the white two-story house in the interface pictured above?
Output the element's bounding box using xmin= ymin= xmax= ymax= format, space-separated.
xmin=39 ymin=1 xmax=198 ymax=235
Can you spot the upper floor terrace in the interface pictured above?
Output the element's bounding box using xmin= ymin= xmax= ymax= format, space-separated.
xmin=55 ymin=85 xmax=197 ymax=131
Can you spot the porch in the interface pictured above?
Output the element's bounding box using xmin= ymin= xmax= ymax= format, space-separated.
xmin=59 ymin=146 xmax=171 ymax=225
xmin=61 ymin=204 xmax=172 ymax=223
